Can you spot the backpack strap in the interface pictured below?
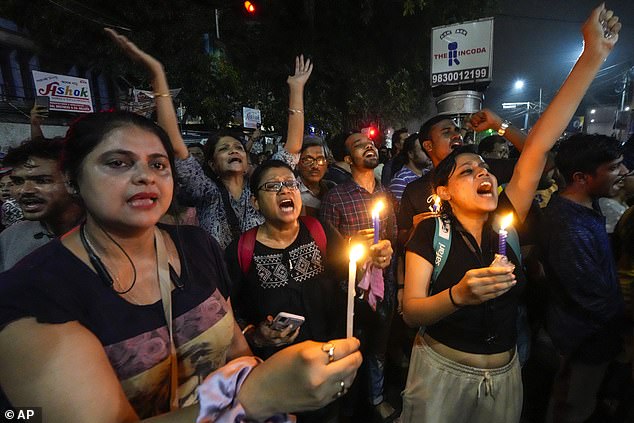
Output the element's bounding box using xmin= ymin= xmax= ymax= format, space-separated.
xmin=238 ymin=226 xmax=259 ymax=276
xmin=431 ymin=216 xmax=452 ymax=291
xmin=299 ymin=215 xmax=327 ymax=257
xmin=238 ymin=216 xmax=327 ymax=276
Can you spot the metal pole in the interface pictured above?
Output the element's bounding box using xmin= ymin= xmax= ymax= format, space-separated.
xmin=539 ymin=88 xmax=543 ymax=116
xmin=524 ymin=103 xmax=529 ymax=130
xmin=215 ymin=8 xmax=220 ymax=39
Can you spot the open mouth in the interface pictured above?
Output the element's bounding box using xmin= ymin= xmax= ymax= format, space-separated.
xmin=450 ymin=140 xmax=463 ymax=150
xmin=476 ymin=181 xmax=493 ymax=196
xmin=128 ymin=192 xmax=159 ymax=207
xmin=279 ymin=198 xmax=295 ymax=213
xmin=20 ymin=197 xmax=45 ymax=211
xmin=228 ymin=157 xmax=243 ymax=164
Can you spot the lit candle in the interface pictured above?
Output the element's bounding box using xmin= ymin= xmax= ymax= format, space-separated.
xmin=498 ymin=213 xmax=513 ymax=256
xmin=347 ymin=244 xmax=365 ymax=338
xmin=432 ymin=195 xmax=441 ymax=213
xmin=371 ymin=200 xmax=385 ymax=244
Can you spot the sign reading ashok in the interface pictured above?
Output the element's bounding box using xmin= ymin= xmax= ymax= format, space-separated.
xmin=430 ymin=17 xmax=494 ymax=88
xmin=242 ymin=107 xmax=261 ymax=129
xmin=32 ymin=71 xmax=94 ymax=113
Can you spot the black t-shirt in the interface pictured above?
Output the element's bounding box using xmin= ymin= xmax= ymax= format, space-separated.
xmin=226 ymin=221 xmax=339 ymax=358
xmin=405 ymin=193 xmax=526 ymax=354
xmin=398 ymin=158 xmax=517 ymax=233
xmin=0 ymin=225 xmax=235 ymax=417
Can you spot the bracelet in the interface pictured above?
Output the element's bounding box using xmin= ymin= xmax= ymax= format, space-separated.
xmin=497 ymin=120 xmax=510 ymax=136
xmin=288 ymin=108 xmax=304 ymax=114
xmin=241 ymin=324 xmax=255 ymax=335
xmin=448 ymin=286 xmax=462 ymax=308
xmin=153 ymin=92 xmax=171 ymax=98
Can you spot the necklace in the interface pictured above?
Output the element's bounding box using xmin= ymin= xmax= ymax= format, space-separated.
xmin=79 ymin=224 xmax=138 ymax=294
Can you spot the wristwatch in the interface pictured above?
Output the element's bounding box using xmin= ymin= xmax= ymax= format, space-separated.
xmin=497 ymin=120 xmax=510 ymax=136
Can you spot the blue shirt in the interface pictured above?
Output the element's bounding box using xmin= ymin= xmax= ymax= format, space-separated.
xmin=538 ymin=194 xmax=623 ymax=361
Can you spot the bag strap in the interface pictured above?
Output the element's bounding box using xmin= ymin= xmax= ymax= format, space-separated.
xmin=431 ymin=216 xmax=452 ymax=290
xmin=238 ymin=216 xmax=327 ymax=276
xmin=238 ymin=226 xmax=258 ymax=276
xmin=155 ymin=228 xmax=179 ymax=411
xmin=299 ymin=215 xmax=327 ymax=256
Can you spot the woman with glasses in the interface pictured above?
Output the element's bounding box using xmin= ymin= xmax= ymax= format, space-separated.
xmin=227 ymin=158 xmax=394 ymax=353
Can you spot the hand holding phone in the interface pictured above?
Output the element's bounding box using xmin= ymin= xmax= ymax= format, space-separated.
xmin=270 ymin=312 xmax=305 ymax=332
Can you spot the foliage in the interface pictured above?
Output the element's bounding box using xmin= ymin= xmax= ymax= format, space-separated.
xmin=0 ymin=0 xmax=498 ymax=134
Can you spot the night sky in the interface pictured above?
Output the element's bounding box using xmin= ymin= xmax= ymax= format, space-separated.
xmin=484 ymin=0 xmax=633 ymax=125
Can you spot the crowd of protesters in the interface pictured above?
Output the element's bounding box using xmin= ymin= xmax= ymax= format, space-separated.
xmin=0 ymin=5 xmax=632 ymax=423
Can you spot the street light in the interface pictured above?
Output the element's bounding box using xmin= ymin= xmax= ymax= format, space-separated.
xmin=504 ymin=80 xmax=544 ymax=130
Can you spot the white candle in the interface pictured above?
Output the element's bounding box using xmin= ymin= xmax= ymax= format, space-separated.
xmin=347 ymin=244 xmax=365 ymax=338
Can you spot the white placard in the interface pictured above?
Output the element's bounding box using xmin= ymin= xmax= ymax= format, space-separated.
xmin=242 ymin=107 xmax=261 ymax=129
xmin=430 ymin=17 xmax=494 ymax=87
xmin=32 ymin=70 xmax=94 ymax=113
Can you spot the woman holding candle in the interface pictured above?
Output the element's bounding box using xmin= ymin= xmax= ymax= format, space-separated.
xmin=226 ymin=160 xmax=393 ymax=358
xmin=401 ymin=5 xmax=621 ymax=422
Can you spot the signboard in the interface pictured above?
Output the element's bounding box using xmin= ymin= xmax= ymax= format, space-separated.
xmin=242 ymin=107 xmax=261 ymax=129
xmin=32 ymin=70 xmax=94 ymax=113
xmin=430 ymin=17 xmax=494 ymax=87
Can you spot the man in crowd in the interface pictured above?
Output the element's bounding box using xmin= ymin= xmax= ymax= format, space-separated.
xmin=324 ymin=133 xmax=353 ymax=184
xmin=478 ymin=134 xmax=510 ymax=159
xmin=0 ymin=137 xmax=84 ymax=271
xmin=389 ymin=133 xmax=430 ymax=203
xmin=398 ymin=109 xmax=525 ymax=245
xmin=295 ymin=136 xmax=335 ymax=217
xmin=320 ymin=131 xmax=398 ymax=422
xmin=381 ymin=128 xmax=409 ymax=186
xmin=539 ymin=134 xmax=629 ymax=422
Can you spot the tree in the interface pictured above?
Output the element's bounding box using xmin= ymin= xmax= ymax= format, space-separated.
xmin=1 ymin=0 xmax=498 ymax=133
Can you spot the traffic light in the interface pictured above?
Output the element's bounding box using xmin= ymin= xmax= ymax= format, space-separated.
xmin=362 ymin=126 xmax=379 ymax=140
xmin=244 ymin=1 xmax=256 ymax=14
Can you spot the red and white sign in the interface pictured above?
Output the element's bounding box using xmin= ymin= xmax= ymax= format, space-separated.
xmin=32 ymin=70 xmax=94 ymax=113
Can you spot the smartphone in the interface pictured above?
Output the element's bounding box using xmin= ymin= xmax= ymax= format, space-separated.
xmin=270 ymin=312 xmax=305 ymax=332
xmin=35 ymin=96 xmax=50 ymax=116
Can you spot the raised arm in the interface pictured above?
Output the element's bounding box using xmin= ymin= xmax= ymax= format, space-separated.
xmin=30 ymin=105 xmax=46 ymax=139
xmin=505 ymin=4 xmax=620 ymax=222
xmin=468 ymin=108 xmax=526 ymax=152
xmin=105 ymin=28 xmax=189 ymax=160
xmin=284 ymin=55 xmax=313 ymax=155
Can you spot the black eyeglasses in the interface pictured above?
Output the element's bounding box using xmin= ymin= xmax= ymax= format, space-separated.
xmin=258 ymin=180 xmax=301 ymax=192
xmin=300 ymin=156 xmax=327 ymax=166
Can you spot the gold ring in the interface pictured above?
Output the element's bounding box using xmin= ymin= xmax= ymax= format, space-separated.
xmin=322 ymin=342 xmax=335 ymax=363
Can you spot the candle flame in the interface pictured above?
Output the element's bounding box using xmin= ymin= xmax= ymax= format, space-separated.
xmin=500 ymin=213 xmax=513 ymax=231
xmin=349 ymin=244 xmax=365 ymax=262
xmin=371 ymin=200 xmax=385 ymax=218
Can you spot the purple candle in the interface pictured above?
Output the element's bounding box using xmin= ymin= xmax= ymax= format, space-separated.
xmin=498 ymin=228 xmax=507 ymax=256
xmin=498 ymin=213 xmax=513 ymax=256
xmin=371 ymin=200 xmax=384 ymax=244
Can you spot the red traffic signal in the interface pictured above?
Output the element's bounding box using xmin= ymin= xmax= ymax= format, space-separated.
xmin=362 ymin=126 xmax=378 ymax=140
xmin=244 ymin=1 xmax=256 ymax=13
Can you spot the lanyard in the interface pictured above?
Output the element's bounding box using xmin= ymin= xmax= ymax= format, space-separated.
xmin=155 ymin=228 xmax=179 ymax=411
